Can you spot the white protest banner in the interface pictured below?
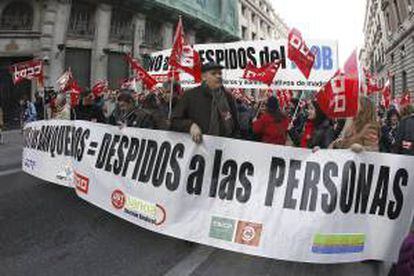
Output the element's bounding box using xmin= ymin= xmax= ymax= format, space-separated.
xmin=22 ymin=120 xmax=76 ymax=187
xmin=23 ymin=120 xmax=414 ymax=264
xmin=148 ymin=39 xmax=338 ymax=90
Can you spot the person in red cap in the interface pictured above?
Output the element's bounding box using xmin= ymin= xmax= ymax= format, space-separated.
xmin=171 ymin=62 xmax=239 ymax=143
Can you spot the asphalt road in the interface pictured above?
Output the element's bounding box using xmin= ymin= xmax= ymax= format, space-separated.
xmin=0 ymin=170 xmax=386 ymax=276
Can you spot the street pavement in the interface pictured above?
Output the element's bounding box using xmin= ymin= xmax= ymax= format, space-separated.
xmin=0 ymin=130 xmax=386 ymax=276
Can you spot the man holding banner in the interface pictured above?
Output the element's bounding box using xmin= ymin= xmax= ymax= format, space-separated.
xmin=172 ymin=62 xmax=240 ymax=143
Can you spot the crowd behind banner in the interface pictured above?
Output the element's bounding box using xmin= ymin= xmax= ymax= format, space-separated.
xmin=18 ymin=80 xmax=414 ymax=157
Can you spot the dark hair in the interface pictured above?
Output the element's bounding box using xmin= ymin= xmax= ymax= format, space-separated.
xmin=117 ymin=92 xmax=134 ymax=103
xmin=267 ymin=96 xmax=286 ymax=123
xmin=311 ymin=100 xmax=329 ymax=127
xmin=387 ymin=108 xmax=400 ymax=121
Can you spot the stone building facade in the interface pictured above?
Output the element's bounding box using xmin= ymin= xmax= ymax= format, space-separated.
xmin=0 ymin=0 xmax=239 ymax=127
xmin=238 ymin=0 xmax=288 ymax=41
xmin=363 ymin=0 xmax=414 ymax=99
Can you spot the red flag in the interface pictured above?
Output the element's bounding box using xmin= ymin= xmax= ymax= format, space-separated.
xmin=400 ymin=92 xmax=411 ymax=107
xmin=288 ymin=28 xmax=315 ymax=79
xmin=169 ymin=17 xmax=184 ymax=69
xmin=10 ymin=60 xmax=44 ymax=86
xmin=381 ymin=81 xmax=391 ymax=109
xmin=344 ymin=50 xmax=358 ymax=78
xmin=92 ymin=80 xmax=108 ymax=97
xmin=168 ymin=18 xmax=201 ymax=83
xmin=57 ymin=70 xmax=73 ymax=91
xmin=363 ymin=68 xmax=382 ymax=95
xmin=125 ymin=54 xmax=157 ymax=90
xmin=69 ymin=80 xmax=82 ymax=107
xmin=243 ymin=61 xmax=281 ymax=86
xmin=120 ymin=77 xmax=138 ymax=91
xmin=230 ymin=88 xmax=253 ymax=105
xmin=316 ymin=51 xmax=359 ymax=118
xmin=316 ymin=73 xmax=359 ymax=118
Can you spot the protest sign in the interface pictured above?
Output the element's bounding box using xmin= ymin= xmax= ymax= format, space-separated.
xmin=23 ymin=120 xmax=414 ymax=263
xmin=148 ymin=39 xmax=338 ymax=90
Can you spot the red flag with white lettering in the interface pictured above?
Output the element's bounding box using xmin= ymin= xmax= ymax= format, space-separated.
xmin=316 ymin=51 xmax=359 ymax=118
xmin=230 ymin=88 xmax=253 ymax=105
xmin=242 ymin=61 xmax=281 ymax=86
xmin=169 ymin=17 xmax=184 ymax=69
xmin=363 ymin=68 xmax=382 ymax=95
xmin=381 ymin=81 xmax=391 ymax=109
xmin=288 ymin=28 xmax=315 ymax=79
xmin=168 ymin=18 xmax=201 ymax=83
xmin=68 ymin=80 xmax=82 ymax=107
xmin=9 ymin=60 xmax=44 ymax=86
xmin=125 ymin=54 xmax=157 ymax=90
xmin=92 ymin=80 xmax=109 ymax=98
xmin=400 ymin=92 xmax=411 ymax=108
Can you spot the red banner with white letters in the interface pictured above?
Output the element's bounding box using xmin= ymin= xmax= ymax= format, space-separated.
xmin=9 ymin=60 xmax=44 ymax=86
xmin=316 ymin=51 xmax=359 ymax=118
xmin=243 ymin=61 xmax=281 ymax=86
xmin=125 ymin=54 xmax=157 ymax=90
xmin=288 ymin=28 xmax=315 ymax=79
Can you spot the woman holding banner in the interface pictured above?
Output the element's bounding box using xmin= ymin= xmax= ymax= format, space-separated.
xmin=298 ymin=101 xmax=334 ymax=150
xmin=331 ymin=97 xmax=380 ymax=152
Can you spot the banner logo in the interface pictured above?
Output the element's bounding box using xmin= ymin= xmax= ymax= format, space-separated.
xmin=235 ymin=221 xmax=263 ymax=247
xmin=23 ymin=158 xmax=36 ymax=170
xmin=312 ymin=233 xmax=365 ymax=254
xmin=111 ymin=189 xmax=126 ymax=209
xmin=74 ymin=171 xmax=89 ymax=194
xmin=209 ymin=216 xmax=236 ymax=242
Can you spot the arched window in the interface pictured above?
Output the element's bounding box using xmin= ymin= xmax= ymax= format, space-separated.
xmin=0 ymin=1 xmax=33 ymax=30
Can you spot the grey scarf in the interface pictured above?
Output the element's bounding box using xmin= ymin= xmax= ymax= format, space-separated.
xmin=207 ymin=85 xmax=234 ymax=137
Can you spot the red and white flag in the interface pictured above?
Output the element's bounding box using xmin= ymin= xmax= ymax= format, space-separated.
xmin=56 ymin=70 xmax=73 ymax=91
xmin=243 ymin=61 xmax=281 ymax=86
xmin=92 ymin=80 xmax=109 ymax=98
xmin=381 ymin=80 xmax=391 ymax=109
xmin=125 ymin=54 xmax=157 ymax=90
xmin=316 ymin=50 xmax=359 ymax=118
xmin=168 ymin=17 xmax=201 ymax=83
xmin=56 ymin=69 xmax=82 ymax=107
xmin=399 ymin=92 xmax=411 ymax=108
xmin=363 ymin=68 xmax=382 ymax=95
xmin=288 ymin=28 xmax=315 ymax=79
xmin=10 ymin=60 xmax=44 ymax=87
xmin=69 ymin=80 xmax=82 ymax=107
xmin=230 ymin=88 xmax=253 ymax=105
xmin=120 ymin=77 xmax=139 ymax=91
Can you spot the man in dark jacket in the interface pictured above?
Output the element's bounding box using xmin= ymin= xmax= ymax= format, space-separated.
xmin=72 ymin=90 xmax=106 ymax=123
xmin=394 ymin=108 xmax=414 ymax=155
xmin=171 ymin=62 xmax=240 ymax=143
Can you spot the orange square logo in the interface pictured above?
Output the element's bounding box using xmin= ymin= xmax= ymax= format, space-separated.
xmin=234 ymin=221 xmax=262 ymax=247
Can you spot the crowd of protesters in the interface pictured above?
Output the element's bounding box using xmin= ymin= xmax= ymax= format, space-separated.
xmin=20 ymin=61 xmax=414 ymax=158
xmin=13 ymin=62 xmax=414 ymax=275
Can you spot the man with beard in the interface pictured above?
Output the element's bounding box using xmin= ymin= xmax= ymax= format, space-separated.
xmin=171 ymin=62 xmax=240 ymax=143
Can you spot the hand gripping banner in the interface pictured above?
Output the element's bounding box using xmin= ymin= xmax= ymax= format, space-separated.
xmin=22 ymin=120 xmax=414 ymax=264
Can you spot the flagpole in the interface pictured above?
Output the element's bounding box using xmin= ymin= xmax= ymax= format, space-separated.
xmin=289 ymin=90 xmax=305 ymax=128
xmin=168 ymin=68 xmax=174 ymax=121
